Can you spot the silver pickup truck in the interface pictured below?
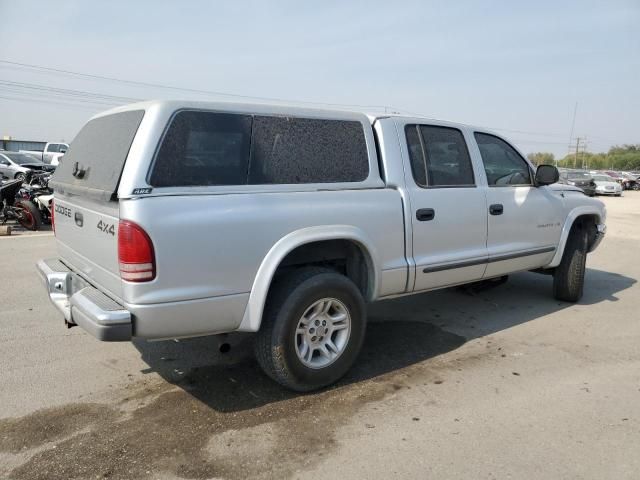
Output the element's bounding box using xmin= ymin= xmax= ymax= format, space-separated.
xmin=37 ymin=100 xmax=606 ymax=391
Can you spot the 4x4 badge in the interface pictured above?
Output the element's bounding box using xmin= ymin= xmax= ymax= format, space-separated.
xmin=132 ymin=188 xmax=152 ymax=195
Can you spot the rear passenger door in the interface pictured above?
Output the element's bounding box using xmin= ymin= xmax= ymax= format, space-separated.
xmin=401 ymin=123 xmax=489 ymax=291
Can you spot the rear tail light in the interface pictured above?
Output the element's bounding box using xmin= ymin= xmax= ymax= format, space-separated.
xmin=51 ymin=199 xmax=55 ymax=234
xmin=118 ymin=220 xmax=155 ymax=282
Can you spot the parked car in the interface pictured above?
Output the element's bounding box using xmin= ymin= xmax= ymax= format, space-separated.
xmin=602 ymin=170 xmax=633 ymax=188
xmin=0 ymin=151 xmax=56 ymax=182
xmin=37 ymin=100 xmax=606 ymax=391
xmin=620 ymin=173 xmax=639 ymax=190
xmin=20 ymin=142 xmax=68 ymax=165
xmin=558 ymin=170 xmax=596 ymax=196
xmin=592 ymin=174 xmax=623 ymax=196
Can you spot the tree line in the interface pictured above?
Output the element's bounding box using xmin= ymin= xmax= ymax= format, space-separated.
xmin=527 ymin=144 xmax=640 ymax=171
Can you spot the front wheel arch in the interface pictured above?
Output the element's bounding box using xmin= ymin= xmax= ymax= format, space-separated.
xmin=547 ymin=210 xmax=603 ymax=268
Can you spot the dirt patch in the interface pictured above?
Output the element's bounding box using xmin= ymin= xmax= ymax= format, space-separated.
xmin=0 ymin=321 xmax=465 ymax=479
xmin=0 ymin=404 xmax=111 ymax=453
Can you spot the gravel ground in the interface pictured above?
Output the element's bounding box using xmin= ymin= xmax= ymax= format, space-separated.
xmin=1 ymin=193 xmax=638 ymax=479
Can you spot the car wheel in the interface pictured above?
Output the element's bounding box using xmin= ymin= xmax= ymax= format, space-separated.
xmin=15 ymin=172 xmax=26 ymax=182
xmin=553 ymin=226 xmax=588 ymax=302
xmin=254 ymin=266 xmax=366 ymax=391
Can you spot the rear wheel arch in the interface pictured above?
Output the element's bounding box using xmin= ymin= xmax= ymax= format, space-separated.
xmin=237 ymin=226 xmax=379 ymax=333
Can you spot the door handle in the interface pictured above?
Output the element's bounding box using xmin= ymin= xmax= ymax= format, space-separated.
xmin=416 ymin=208 xmax=435 ymax=221
xmin=489 ymin=204 xmax=504 ymax=215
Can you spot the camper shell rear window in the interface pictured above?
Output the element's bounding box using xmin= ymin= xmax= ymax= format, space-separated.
xmin=50 ymin=110 xmax=145 ymax=197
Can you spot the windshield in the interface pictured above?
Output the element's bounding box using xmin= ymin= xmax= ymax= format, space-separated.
xmin=593 ymin=175 xmax=614 ymax=182
xmin=4 ymin=152 xmax=42 ymax=165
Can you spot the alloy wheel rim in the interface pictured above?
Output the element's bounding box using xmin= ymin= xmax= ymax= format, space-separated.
xmin=294 ymin=297 xmax=351 ymax=369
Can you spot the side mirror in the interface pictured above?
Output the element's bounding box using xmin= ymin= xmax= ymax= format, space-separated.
xmin=535 ymin=165 xmax=559 ymax=186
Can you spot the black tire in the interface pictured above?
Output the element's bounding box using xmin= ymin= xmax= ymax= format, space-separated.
xmin=15 ymin=172 xmax=26 ymax=182
xmin=553 ymin=226 xmax=588 ymax=302
xmin=15 ymin=200 xmax=42 ymax=231
xmin=254 ymin=267 xmax=366 ymax=391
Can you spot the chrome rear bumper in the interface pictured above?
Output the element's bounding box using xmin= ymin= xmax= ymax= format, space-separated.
xmin=36 ymin=258 xmax=132 ymax=341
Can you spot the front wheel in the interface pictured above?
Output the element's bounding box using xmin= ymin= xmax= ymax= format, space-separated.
xmin=15 ymin=172 xmax=26 ymax=182
xmin=254 ymin=267 xmax=366 ymax=391
xmin=553 ymin=227 xmax=588 ymax=302
xmin=15 ymin=200 xmax=42 ymax=231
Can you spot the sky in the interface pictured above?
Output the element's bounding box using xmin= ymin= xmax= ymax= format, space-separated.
xmin=0 ymin=0 xmax=638 ymax=158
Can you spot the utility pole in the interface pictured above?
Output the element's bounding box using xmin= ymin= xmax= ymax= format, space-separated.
xmin=571 ymin=137 xmax=580 ymax=169
xmin=567 ymin=136 xmax=588 ymax=170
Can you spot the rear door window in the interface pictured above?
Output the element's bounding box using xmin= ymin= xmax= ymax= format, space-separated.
xmin=51 ymin=110 xmax=145 ymax=195
xmin=405 ymin=125 xmax=475 ymax=187
xmin=248 ymin=116 xmax=369 ymax=184
xmin=149 ymin=111 xmax=252 ymax=187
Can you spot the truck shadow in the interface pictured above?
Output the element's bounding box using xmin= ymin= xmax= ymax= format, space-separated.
xmin=133 ymin=267 xmax=635 ymax=413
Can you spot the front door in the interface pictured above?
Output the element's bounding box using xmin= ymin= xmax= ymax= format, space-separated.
xmin=401 ymin=122 xmax=489 ymax=291
xmin=473 ymin=132 xmax=564 ymax=278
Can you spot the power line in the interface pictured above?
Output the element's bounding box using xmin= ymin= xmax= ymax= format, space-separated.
xmin=568 ymin=101 xmax=578 ymax=145
xmin=0 ymin=79 xmax=141 ymax=104
xmin=0 ymin=59 xmax=633 ymax=149
xmin=0 ymin=94 xmax=107 ymax=111
xmin=0 ymin=88 xmax=115 ymax=106
xmin=486 ymin=127 xmax=567 ymax=138
xmin=0 ymin=59 xmax=391 ymax=111
xmin=0 ymin=87 xmax=120 ymax=107
xmin=508 ymin=139 xmax=569 ymax=146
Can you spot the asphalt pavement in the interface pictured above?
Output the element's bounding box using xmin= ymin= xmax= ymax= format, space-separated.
xmin=1 ymin=193 xmax=639 ymax=479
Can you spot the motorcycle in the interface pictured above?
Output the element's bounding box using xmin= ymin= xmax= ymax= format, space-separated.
xmin=17 ymin=172 xmax=53 ymax=225
xmin=0 ymin=179 xmax=42 ymax=230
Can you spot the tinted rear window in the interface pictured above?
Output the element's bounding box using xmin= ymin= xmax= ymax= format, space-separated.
xmin=51 ymin=110 xmax=145 ymax=194
xmin=149 ymin=111 xmax=369 ymax=187
xmin=149 ymin=111 xmax=252 ymax=187
xmin=248 ymin=116 xmax=368 ymax=184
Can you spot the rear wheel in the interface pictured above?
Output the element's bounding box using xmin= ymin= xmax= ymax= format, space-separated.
xmin=254 ymin=267 xmax=366 ymax=391
xmin=553 ymin=226 xmax=588 ymax=302
xmin=15 ymin=200 xmax=42 ymax=231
